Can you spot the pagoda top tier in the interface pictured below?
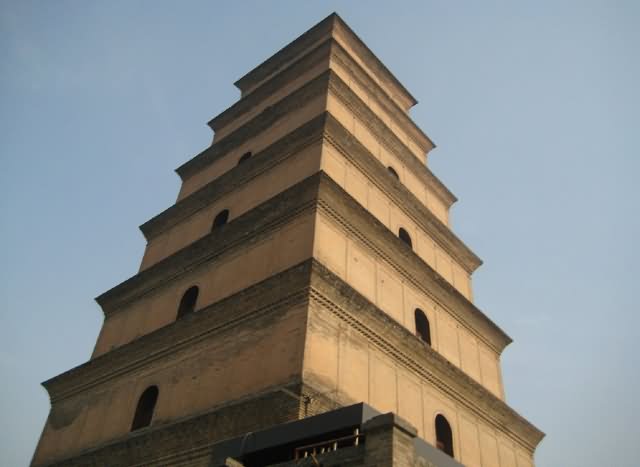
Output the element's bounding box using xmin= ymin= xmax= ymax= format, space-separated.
xmin=234 ymin=13 xmax=418 ymax=112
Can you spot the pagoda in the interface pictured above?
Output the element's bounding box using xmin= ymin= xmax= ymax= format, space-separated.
xmin=32 ymin=13 xmax=543 ymax=467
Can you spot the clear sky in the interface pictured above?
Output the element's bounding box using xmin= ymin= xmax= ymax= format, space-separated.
xmin=1 ymin=1 xmax=638 ymax=466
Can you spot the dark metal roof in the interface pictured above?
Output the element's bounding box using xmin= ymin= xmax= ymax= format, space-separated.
xmin=210 ymin=402 xmax=464 ymax=467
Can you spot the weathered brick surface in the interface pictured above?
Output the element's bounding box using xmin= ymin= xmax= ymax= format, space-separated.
xmin=44 ymin=386 xmax=306 ymax=466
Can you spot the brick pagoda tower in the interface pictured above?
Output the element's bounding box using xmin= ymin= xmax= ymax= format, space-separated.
xmin=32 ymin=13 xmax=543 ymax=467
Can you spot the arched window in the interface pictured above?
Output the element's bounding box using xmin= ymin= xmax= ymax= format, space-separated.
xmin=387 ymin=166 xmax=399 ymax=179
xmin=398 ymin=228 xmax=412 ymax=248
xmin=238 ymin=151 xmax=252 ymax=165
xmin=414 ymin=309 xmax=431 ymax=346
xmin=435 ymin=414 xmax=454 ymax=457
xmin=176 ymin=286 xmax=199 ymax=319
xmin=211 ymin=209 xmax=229 ymax=231
xmin=131 ymin=386 xmax=159 ymax=431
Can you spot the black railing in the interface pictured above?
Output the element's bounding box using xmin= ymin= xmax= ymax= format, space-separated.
xmin=293 ymin=429 xmax=364 ymax=460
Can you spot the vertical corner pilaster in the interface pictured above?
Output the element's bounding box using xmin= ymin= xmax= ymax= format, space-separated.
xmin=362 ymin=412 xmax=418 ymax=466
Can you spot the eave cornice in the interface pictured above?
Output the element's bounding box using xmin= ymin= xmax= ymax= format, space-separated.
xmin=233 ymin=13 xmax=417 ymax=110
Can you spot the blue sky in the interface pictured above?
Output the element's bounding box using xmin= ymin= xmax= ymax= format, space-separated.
xmin=1 ymin=1 xmax=638 ymax=466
